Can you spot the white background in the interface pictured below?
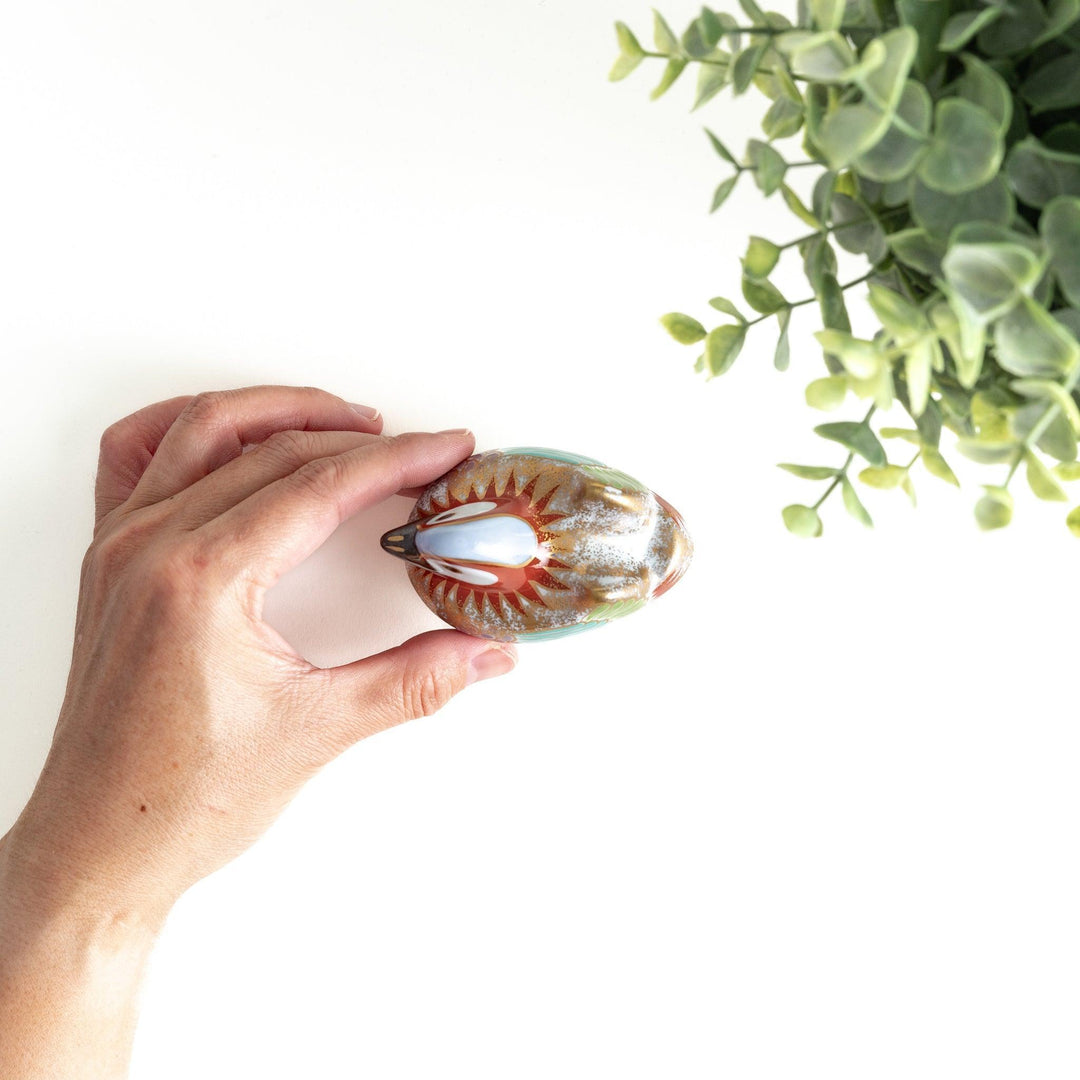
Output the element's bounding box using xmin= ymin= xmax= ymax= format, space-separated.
xmin=2 ymin=2 xmax=1079 ymax=1077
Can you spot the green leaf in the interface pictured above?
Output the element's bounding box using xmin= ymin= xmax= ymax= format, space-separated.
xmin=814 ymin=329 xmax=883 ymax=379
xmin=652 ymin=9 xmax=681 ymax=52
xmin=941 ymin=239 xmax=1045 ymax=322
xmin=1021 ymin=51 xmax=1080 ymax=115
xmin=741 ymin=273 xmax=788 ymax=315
xmin=918 ymin=99 xmax=1003 ymax=195
xmin=815 ymin=421 xmax=888 ymax=465
xmin=830 ymin=193 xmax=887 ymax=263
xmin=933 ymin=289 xmax=986 ymax=387
xmin=738 ymin=0 xmax=768 ymax=23
xmin=774 ymin=307 xmax=792 ymax=372
xmin=1041 ymin=196 xmax=1080 ymax=307
xmin=1034 ymin=0 xmax=1080 ymax=45
xmin=1068 ymin=505 xmax=1080 ymax=536
xmin=693 ymin=59 xmax=731 ymax=110
xmin=818 ymin=272 xmax=851 ymax=334
xmin=858 ymin=464 xmax=907 ymax=489
xmin=956 ymin=438 xmax=1017 ymax=464
xmin=810 ymin=0 xmax=845 ymax=30
xmin=744 ymin=236 xmax=781 ymax=280
xmin=812 ymin=170 xmax=838 ymax=226
xmin=806 ymin=374 xmax=849 ymax=410
xmin=814 ymin=102 xmax=895 ymax=169
xmin=1055 ymin=461 xmax=1080 ymax=481
xmin=867 ymin=284 xmax=926 ymax=344
xmin=778 ymin=463 xmax=838 ymax=479
xmin=859 ymin=26 xmax=919 ymax=108
xmin=782 ymin=31 xmax=858 ymax=81
xmin=901 ymin=472 xmax=917 ymax=506
xmin=802 ymin=234 xmax=838 ymax=295
xmin=954 ymin=54 xmax=1013 ymax=137
xmin=841 ymin=475 xmax=874 ymax=526
xmin=994 ymin=295 xmax=1080 ymax=376
xmin=904 ymin=338 xmax=935 ymax=417
xmin=746 ymin=139 xmax=787 ymax=196
xmin=975 ymin=485 xmax=1013 ymax=530
xmin=887 ymin=228 xmax=946 ymax=278
xmin=609 ymin=22 xmax=646 ymax=81
xmin=782 ymin=503 xmax=824 ymax=537
xmin=910 ymin=174 xmax=1014 ymax=237
xmin=682 ymin=12 xmax=722 ymax=58
xmin=1007 ymin=138 xmax=1080 ymax=209
xmin=1026 ymin=450 xmax=1069 ymax=501
xmin=704 ymin=323 xmax=748 ymax=376
xmin=977 ymin=0 xmax=1048 ymax=55
xmin=1010 ymin=376 xmax=1080 ymax=434
xmin=660 ymin=312 xmax=708 ymax=344
xmin=880 ymin=427 xmax=922 ymax=444
xmin=939 ymin=6 xmax=1004 ymax=50
xmin=921 ymin=445 xmax=960 ymax=485
xmin=732 ymin=41 xmax=769 ymax=95
xmin=780 ymin=184 xmax=822 ymax=229
xmin=710 ymin=175 xmax=739 ymax=213
xmin=705 ymin=128 xmax=739 ymax=167
xmin=854 ymin=79 xmax=931 ymax=182
xmin=763 ymin=96 xmax=805 ymax=140
xmin=708 ymin=296 xmax=747 ymax=321
xmin=651 ymin=58 xmax=689 ymax=100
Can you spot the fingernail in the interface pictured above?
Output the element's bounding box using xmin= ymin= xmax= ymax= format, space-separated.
xmin=349 ymin=402 xmax=380 ymax=420
xmin=467 ymin=646 xmax=517 ymax=685
xmin=438 ymin=427 xmax=471 ymax=436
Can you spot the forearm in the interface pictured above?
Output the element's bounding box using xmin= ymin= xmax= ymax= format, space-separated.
xmin=0 ymin=831 xmax=164 ymax=1080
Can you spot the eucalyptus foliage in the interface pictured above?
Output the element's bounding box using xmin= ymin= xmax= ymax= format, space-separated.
xmin=611 ymin=0 xmax=1080 ymax=535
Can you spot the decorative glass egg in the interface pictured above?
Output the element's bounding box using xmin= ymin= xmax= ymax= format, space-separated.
xmin=380 ymin=447 xmax=692 ymax=642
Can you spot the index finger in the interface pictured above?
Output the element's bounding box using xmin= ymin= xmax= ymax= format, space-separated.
xmin=197 ymin=430 xmax=475 ymax=592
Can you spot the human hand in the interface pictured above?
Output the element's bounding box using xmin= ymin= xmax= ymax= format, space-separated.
xmin=0 ymin=385 xmax=517 ymax=928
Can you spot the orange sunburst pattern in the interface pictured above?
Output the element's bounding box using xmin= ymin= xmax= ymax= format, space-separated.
xmin=407 ymin=454 xmax=584 ymax=636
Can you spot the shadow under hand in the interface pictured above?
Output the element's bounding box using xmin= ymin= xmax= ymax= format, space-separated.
xmin=261 ymin=493 xmax=445 ymax=669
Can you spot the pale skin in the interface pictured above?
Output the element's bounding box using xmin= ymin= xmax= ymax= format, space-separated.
xmin=0 ymin=385 xmax=518 ymax=1079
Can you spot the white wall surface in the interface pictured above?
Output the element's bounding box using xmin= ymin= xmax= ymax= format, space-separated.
xmin=2 ymin=2 xmax=1078 ymax=1078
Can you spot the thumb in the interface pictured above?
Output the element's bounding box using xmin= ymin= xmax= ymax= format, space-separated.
xmin=315 ymin=629 xmax=518 ymax=748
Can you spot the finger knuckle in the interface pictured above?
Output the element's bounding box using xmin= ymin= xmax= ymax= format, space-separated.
xmin=180 ymin=389 xmax=235 ymax=427
xmin=403 ymin=666 xmax=456 ymax=719
xmin=290 ymin=453 xmax=348 ymax=499
xmin=260 ymin=428 xmax=312 ymax=466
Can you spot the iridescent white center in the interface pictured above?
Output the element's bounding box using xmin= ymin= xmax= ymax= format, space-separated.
xmin=417 ymin=514 xmax=539 ymax=568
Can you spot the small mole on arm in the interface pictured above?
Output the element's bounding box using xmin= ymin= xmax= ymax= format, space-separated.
xmin=139 ymin=805 xmax=147 ymax=812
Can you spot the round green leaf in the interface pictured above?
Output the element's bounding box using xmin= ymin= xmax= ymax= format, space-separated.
xmin=1068 ymin=505 xmax=1080 ymax=536
xmin=954 ymin=54 xmax=1013 ymax=136
xmin=918 ymin=100 xmax=1003 ymax=195
xmin=858 ymin=465 xmax=907 ymax=489
xmin=746 ymin=139 xmax=788 ymax=196
xmin=660 ymin=312 xmax=707 ymax=344
xmin=741 ymin=274 xmax=788 ymax=315
xmin=782 ymin=503 xmax=824 ymax=537
xmin=1040 ymin=196 xmax=1080 ymax=307
xmin=910 ymin=174 xmax=1014 ymax=237
xmin=1006 ymin=138 xmax=1080 ymax=209
xmin=1021 ymin=52 xmax=1080 ymax=115
xmin=941 ymin=240 xmax=1044 ymax=321
xmin=975 ymin=485 xmax=1013 ymax=530
xmin=805 ymin=374 xmax=848 ymax=410
xmin=854 ymin=80 xmax=931 ymax=182
xmin=994 ymin=295 xmax=1080 ymax=377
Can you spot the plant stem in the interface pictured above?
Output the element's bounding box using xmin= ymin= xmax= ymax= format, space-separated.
xmin=777 ymin=205 xmax=908 ymax=251
xmin=1003 ymin=364 xmax=1080 ymax=485
xmin=812 ymin=405 xmax=877 ymax=510
xmin=744 ymin=269 xmax=877 ymax=328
